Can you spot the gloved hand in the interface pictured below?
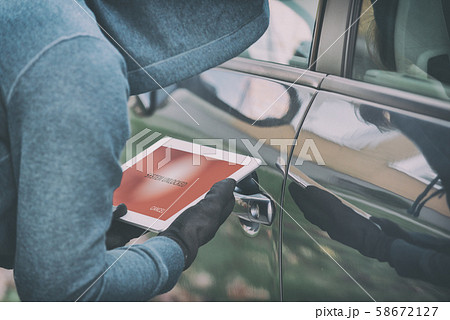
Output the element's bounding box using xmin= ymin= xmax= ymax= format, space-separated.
xmin=159 ymin=178 xmax=236 ymax=270
xmin=369 ymin=216 xmax=415 ymax=244
xmin=289 ymin=183 xmax=394 ymax=262
xmin=106 ymin=203 xmax=146 ymax=250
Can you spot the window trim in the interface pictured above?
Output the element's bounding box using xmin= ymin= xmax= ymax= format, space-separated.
xmin=320 ymin=75 xmax=450 ymax=121
xmin=315 ymin=0 xmax=353 ymax=76
xmin=343 ymin=0 xmax=363 ymax=78
xmin=309 ymin=0 xmax=327 ymax=71
xmin=219 ymin=57 xmax=326 ymax=89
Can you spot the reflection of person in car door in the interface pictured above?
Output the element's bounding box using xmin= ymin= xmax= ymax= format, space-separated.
xmin=361 ymin=0 xmax=450 ymax=217
xmin=289 ymin=183 xmax=450 ymax=288
xmin=0 ymin=1 xmax=269 ymax=301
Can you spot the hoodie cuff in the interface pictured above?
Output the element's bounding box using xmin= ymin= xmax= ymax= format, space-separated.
xmin=146 ymin=236 xmax=185 ymax=293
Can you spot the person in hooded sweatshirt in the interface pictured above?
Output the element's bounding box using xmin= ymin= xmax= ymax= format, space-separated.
xmin=0 ymin=0 xmax=269 ymax=301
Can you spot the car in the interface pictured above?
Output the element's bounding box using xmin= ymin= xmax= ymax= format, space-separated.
xmin=126 ymin=0 xmax=450 ymax=301
xmin=2 ymin=0 xmax=449 ymax=302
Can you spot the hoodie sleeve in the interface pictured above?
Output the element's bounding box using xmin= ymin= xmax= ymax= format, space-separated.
xmin=7 ymin=33 xmax=184 ymax=301
xmin=389 ymin=239 xmax=450 ymax=288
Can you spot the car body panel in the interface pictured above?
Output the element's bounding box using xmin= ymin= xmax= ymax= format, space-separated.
xmin=284 ymin=90 xmax=450 ymax=301
xmin=127 ymin=67 xmax=317 ymax=301
xmin=128 ymin=0 xmax=450 ymax=301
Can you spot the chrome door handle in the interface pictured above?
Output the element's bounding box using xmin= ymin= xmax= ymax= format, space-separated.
xmin=233 ymin=192 xmax=275 ymax=226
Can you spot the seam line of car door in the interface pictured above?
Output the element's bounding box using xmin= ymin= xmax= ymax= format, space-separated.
xmin=278 ymin=90 xmax=319 ymax=301
xmin=217 ymin=59 xmax=326 ymax=301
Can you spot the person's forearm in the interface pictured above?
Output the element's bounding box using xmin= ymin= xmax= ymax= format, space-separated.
xmin=389 ymin=239 xmax=450 ymax=287
xmin=77 ymin=237 xmax=184 ymax=301
xmin=8 ymin=33 xmax=183 ymax=301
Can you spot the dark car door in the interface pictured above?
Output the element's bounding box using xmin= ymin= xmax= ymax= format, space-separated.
xmin=283 ymin=0 xmax=450 ymax=301
xmin=124 ymin=0 xmax=322 ymax=301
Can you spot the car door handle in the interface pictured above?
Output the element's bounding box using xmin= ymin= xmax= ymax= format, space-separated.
xmin=233 ymin=192 xmax=275 ymax=226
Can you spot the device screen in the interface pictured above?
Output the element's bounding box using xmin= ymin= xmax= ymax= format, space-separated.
xmin=113 ymin=145 xmax=243 ymax=221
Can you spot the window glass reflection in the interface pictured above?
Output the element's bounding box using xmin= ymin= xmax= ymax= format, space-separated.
xmin=353 ymin=0 xmax=450 ymax=101
xmin=241 ymin=0 xmax=319 ymax=68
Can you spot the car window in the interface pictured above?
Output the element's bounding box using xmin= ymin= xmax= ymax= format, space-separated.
xmin=240 ymin=0 xmax=320 ymax=69
xmin=352 ymin=0 xmax=450 ymax=101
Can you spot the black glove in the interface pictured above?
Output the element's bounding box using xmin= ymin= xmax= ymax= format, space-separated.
xmin=159 ymin=178 xmax=236 ymax=270
xmin=369 ymin=216 xmax=415 ymax=244
xmin=106 ymin=203 xmax=146 ymax=250
xmin=289 ymin=183 xmax=394 ymax=262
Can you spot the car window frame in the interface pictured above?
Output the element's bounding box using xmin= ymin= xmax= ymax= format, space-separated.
xmin=339 ymin=0 xmax=450 ymax=117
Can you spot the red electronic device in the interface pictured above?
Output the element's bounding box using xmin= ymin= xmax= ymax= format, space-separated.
xmin=113 ymin=137 xmax=261 ymax=231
